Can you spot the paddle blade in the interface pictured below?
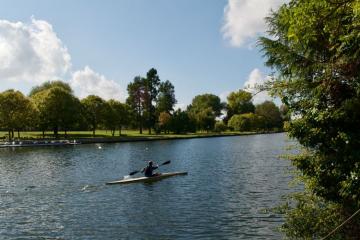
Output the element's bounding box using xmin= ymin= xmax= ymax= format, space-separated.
xmin=161 ymin=160 xmax=171 ymax=166
xmin=129 ymin=170 xmax=140 ymax=176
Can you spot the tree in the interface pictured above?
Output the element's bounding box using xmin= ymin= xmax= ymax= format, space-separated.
xmin=260 ymin=0 xmax=360 ymax=238
xmin=214 ymin=121 xmax=227 ymax=133
xmin=81 ymin=95 xmax=107 ymax=137
xmin=32 ymin=87 xmax=80 ymax=138
xmin=228 ymin=113 xmax=260 ymax=132
xmin=158 ymin=111 xmax=171 ymax=133
xmin=169 ymin=109 xmax=196 ymax=134
xmin=143 ymin=68 xmax=161 ymax=134
xmin=255 ymin=101 xmax=282 ymax=130
xmin=104 ymin=100 xmax=130 ymax=136
xmin=156 ymin=80 xmax=177 ymax=114
xmin=127 ymin=76 xmax=146 ymax=134
xmin=188 ymin=94 xmax=223 ymax=131
xmin=29 ymin=80 xmax=72 ymax=97
xmin=225 ymin=90 xmax=255 ymax=123
xmin=0 ymin=90 xmax=36 ymax=139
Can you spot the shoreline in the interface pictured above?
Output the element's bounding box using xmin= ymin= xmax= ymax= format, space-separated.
xmin=0 ymin=131 xmax=284 ymax=148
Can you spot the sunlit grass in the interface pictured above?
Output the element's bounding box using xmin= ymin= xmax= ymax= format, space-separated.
xmin=0 ymin=129 xmax=260 ymax=140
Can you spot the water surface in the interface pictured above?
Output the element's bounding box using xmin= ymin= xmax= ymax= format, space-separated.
xmin=0 ymin=133 xmax=297 ymax=239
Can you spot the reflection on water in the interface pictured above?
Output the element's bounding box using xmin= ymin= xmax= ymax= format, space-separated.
xmin=0 ymin=133 xmax=298 ymax=239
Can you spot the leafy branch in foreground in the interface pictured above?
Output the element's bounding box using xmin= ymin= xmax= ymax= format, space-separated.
xmin=260 ymin=0 xmax=360 ymax=238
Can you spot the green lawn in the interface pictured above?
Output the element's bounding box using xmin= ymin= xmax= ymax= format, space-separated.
xmin=0 ymin=129 xmax=258 ymax=141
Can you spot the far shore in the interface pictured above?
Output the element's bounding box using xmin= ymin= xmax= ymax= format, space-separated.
xmin=0 ymin=130 xmax=284 ymax=147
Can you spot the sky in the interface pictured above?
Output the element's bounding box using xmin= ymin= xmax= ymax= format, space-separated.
xmin=0 ymin=0 xmax=286 ymax=108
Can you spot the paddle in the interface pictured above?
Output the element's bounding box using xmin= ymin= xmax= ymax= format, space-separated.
xmin=129 ymin=160 xmax=171 ymax=176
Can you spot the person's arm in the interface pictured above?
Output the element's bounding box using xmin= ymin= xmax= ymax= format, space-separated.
xmin=152 ymin=165 xmax=158 ymax=170
xmin=141 ymin=167 xmax=145 ymax=173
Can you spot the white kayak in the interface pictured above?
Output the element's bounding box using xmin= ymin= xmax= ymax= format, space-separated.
xmin=106 ymin=172 xmax=188 ymax=185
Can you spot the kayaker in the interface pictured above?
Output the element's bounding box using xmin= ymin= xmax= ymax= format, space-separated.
xmin=141 ymin=161 xmax=159 ymax=177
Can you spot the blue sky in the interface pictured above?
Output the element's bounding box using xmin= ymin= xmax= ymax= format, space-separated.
xmin=0 ymin=0 xmax=285 ymax=107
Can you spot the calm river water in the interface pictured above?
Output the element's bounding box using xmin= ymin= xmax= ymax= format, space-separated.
xmin=0 ymin=133 xmax=297 ymax=239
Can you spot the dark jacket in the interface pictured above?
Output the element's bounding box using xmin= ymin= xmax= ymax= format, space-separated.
xmin=142 ymin=165 xmax=158 ymax=177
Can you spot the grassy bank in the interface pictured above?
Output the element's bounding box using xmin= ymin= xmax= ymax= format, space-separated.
xmin=0 ymin=130 xmax=282 ymax=144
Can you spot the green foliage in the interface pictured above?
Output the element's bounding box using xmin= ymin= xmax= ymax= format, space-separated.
xmin=127 ymin=76 xmax=146 ymax=134
xmin=188 ymin=94 xmax=223 ymax=131
xmin=228 ymin=113 xmax=261 ymax=131
xmin=169 ymin=109 xmax=196 ymax=134
xmin=158 ymin=111 xmax=171 ymax=133
xmin=214 ymin=121 xmax=227 ymax=133
xmin=260 ymin=0 xmax=360 ymax=237
xmin=143 ymin=68 xmax=161 ymax=134
xmin=81 ymin=95 xmax=107 ymax=137
xmin=0 ymin=90 xmax=36 ymax=138
xmin=157 ymin=80 xmax=177 ymax=114
xmin=104 ymin=100 xmax=130 ymax=136
xmin=225 ymin=90 xmax=255 ymax=123
xmin=29 ymin=80 xmax=72 ymax=97
xmin=31 ymin=87 xmax=80 ymax=137
xmin=127 ymin=69 xmax=176 ymax=134
xmin=280 ymin=191 xmax=358 ymax=239
xmin=255 ymin=101 xmax=283 ymax=130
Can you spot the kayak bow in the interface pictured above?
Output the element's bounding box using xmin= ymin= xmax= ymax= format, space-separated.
xmin=106 ymin=172 xmax=188 ymax=185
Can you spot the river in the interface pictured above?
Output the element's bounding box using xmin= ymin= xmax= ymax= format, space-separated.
xmin=0 ymin=133 xmax=298 ymax=239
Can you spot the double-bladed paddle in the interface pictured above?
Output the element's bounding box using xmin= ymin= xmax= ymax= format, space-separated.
xmin=129 ymin=160 xmax=171 ymax=176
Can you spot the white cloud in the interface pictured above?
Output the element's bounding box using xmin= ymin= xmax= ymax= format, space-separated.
xmin=222 ymin=0 xmax=285 ymax=47
xmin=0 ymin=17 xmax=71 ymax=83
xmin=174 ymin=103 xmax=187 ymax=111
xmin=244 ymin=68 xmax=272 ymax=104
xmin=71 ymin=66 xmax=126 ymax=101
xmin=0 ymin=18 xmax=127 ymax=101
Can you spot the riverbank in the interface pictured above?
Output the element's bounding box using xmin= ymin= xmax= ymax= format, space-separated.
xmin=0 ymin=130 xmax=283 ymax=147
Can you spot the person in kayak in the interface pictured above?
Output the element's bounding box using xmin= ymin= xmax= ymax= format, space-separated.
xmin=141 ymin=161 xmax=159 ymax=177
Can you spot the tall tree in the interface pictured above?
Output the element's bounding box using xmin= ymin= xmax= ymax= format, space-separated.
xmin=260 ymin=0 xmax=360 ymax=238
xmin=81 ymin=95 xmax=107 ymax=137
xmin=144 ymin=68 xmax=161 ymax=134
xmin=0 ymin=90 xmax=36 ymax=139
xmin=105 ymin=100 xmax=130 ymax=136
xmin=32 ymin=87 xmax=80 ymax=138
xmin=169 ymin=109 xmax=196 ymax=134
xmin=126 ymin=76 xmax=146 ymax=134
xmin=225 ymin=90 xmax=255 ymax=123
xmin=156 ymin=80 xmax=177 ymax=114
xmin=188 ymin=94 xmax=223 ymax=131
xmin=255 ymin=101 xmax=282 ymax=130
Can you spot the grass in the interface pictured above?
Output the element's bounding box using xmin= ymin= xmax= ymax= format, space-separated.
xmin=0 ymin=129 xmax=259 ymax=141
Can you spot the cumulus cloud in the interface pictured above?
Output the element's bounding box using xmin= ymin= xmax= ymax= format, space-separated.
xmin=71 ymin=66 xmax=126 ymax=101
xmin=222 ymin=0 xmax=285 ymax=47
xmin=244 ymin=68 xmax=273 ymax=104
xmin=0 ymin=17 xmax=71 ymax=83
xmin=0 ymin=17 xmax=127 ymax=101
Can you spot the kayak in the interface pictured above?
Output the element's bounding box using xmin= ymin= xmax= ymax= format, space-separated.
xmin=106 ymin=172 xmax=188 ymax=185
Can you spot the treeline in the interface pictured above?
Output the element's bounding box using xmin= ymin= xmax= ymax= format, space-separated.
xmin=0 ymin=68 xmax=287 ymax=139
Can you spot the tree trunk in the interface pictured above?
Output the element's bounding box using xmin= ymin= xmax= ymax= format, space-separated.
xmin=112 ymin=129 xmax=115 ymax=137
xmin=139 ymin=115 xmax=143 ymax=134
xmin=11 ymin=130 xmax=14 ymax=139
xmin=65 ymin=130 xmax=67 ymax=138
xmin=42 ymin=130 xmax=45 ymax=139
xmin=119 ymin=126 xmax=122 ymax=136
xmin=17 ymin=130 xmax=20 ymax=139
xmin=93 ymin=128 xmax=95 ymax=137
xmin=54 ymin=126 xmax=58 ymax=139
